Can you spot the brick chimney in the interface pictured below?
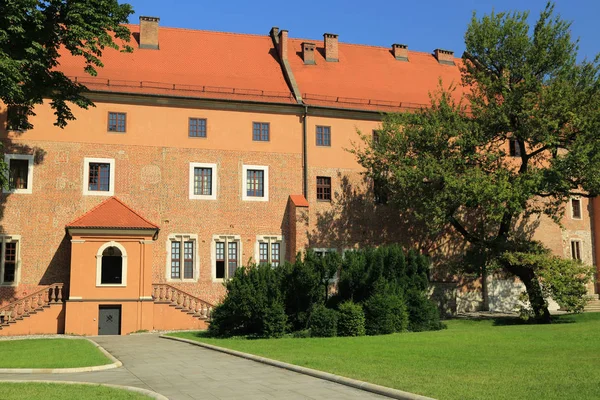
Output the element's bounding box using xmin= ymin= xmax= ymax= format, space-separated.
xmin=323 ymin=33 xmax=339 ymax=62
xmin=139 ymin=16 xmax=160 ymax=50
xmin=392 ymin=44 xmax=408 ymax=61
xmin=434 ymin=48 xmax=455 ymax=65
xmin=302 ymin=42 xmax=316 ymax=65
xmin=278 ymin=30 xmax=289 ymax=61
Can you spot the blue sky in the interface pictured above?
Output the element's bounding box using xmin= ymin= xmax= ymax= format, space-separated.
xmin=125 ymin=0 xmax=599 ymax=61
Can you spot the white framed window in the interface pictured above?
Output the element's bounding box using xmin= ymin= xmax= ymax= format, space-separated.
xmin=570 ymin=240 xmax=582 ymax=261
xmin=0 ymin=235 xmax=21 ymax=286
xmin=83 ymin=157 xmax=115 ymax=196
xmin=242 ymin=165 xmax=269 ymax=202
xmin=211 ymin=235 xmax=241 ymax=281
xmin=571 ymin=198 xmax=582 ymax=220
xmin=255 ymin=235 xmax=284 ymax=267
xmin=3 ymin=154 xmax=33 ymax=194
xmin=96 ymin=241 xmax=127 ymax=287
xmin=189 ymin=162 xmax=217 ymax=200
xmin=166 ymin=234 xmax=199 ymax=282
xmin=312 ymin=248 xmax=337 ymax=258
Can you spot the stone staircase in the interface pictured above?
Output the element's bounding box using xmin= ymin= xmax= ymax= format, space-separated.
xmin=0 ymin=284 xmax=66 ymax=332
xmin=152 ymin=283 xmax=213 ymax=321
xmin=584 ymin=294 xmax=600 ymax=313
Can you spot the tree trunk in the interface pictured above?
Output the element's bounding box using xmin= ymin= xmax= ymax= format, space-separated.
xmin=481 ymin=265 xmax=489 ymax=312
xmin=507 ymin=265 xmax=551 ymax=323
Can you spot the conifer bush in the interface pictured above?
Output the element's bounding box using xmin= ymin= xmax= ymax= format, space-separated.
xmin=337 ymin=301 xmax=366 ymax=337
xmin=308 ymin=305 xmax=338 ymax=337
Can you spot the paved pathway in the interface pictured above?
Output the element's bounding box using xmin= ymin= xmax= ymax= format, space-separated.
xmin=0 ymin=334 xmax=387 ymax=400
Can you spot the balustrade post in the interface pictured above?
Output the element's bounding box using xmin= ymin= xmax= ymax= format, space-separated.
xmin=56 ymin=285 xmax=63 ymax=302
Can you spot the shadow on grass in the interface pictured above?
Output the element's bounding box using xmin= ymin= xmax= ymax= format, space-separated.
xmin=453 ymin=313 xmax=578 ymax=326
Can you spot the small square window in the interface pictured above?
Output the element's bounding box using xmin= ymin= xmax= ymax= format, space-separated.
xmin=570 ymin=240 xmax=582 ymax=261
xmin=108 ymin=112 xmax=126 ymax=132
xmin=83 ymin=158 xmax=115 ymax=196
xmin=242 ymin=165 xmax=269 ymax=201
xmin=571 ymin=198 xmax=582 ymax=219
xmin=189 ymin=163 xmax=217 ymax=200
xmin=6 ymin=106 xmax=27 ymax=131
xmin=509 ymin=139 xmax=521 ymax=157
xmin=189 ymin=118 xmax=207 ymax=138
xmin=372 ymin=129 xmax=380 ymax=144
xmin=3 ymin=154 xmax=33 ymax=194
xmin=253 ymin=122 xmax=270 ymax=141
xmin=316 ymin=176 xmax=332 ymax=201
xmin=316 ymin=126 xmax=331 ymax=146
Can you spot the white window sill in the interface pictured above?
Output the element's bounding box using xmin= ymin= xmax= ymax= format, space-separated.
xmin=96 ymin=284 xmax=126 ymax=287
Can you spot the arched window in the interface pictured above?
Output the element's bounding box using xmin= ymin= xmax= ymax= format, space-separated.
xmin=96 ymin=241 xmax=127 ymax=286
xmin=101 ymin=246 xmax=123 ymax=284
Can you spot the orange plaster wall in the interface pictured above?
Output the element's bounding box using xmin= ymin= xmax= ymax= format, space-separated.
xmin=0 ymin=304 xmax=65 ymax=336
xmin=152 ymin=303 xmax=208 ymax=331
xmin=65 ymin=300 xmax=153 ymax=336
xmin=1 ymin=102 xmax=302 ymax=155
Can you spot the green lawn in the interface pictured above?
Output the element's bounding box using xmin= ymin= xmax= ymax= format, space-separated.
xmin=1 ymin=383 xmax=151 ymax=400
xmin=0 ymin=339 xmax=111 ymax=368
xmin=169 ymin=313 xmax=600 ymax=400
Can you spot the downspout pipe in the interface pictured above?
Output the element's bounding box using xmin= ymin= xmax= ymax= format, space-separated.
xmin=303 ymin=105 xmax=308 ymax=199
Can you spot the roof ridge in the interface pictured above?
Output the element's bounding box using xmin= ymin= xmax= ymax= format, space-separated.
xmin=110 ymin=197 xmax=160 ymax=229
xmin=125 ymin=23 xmax=271 ymax=40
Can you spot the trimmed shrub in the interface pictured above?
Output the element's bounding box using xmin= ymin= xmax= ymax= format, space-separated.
xmin=405 ymin=290 xmax=445 ymax=332
xmin=208 ymin=265 xmax=287 ymax=338
xmin=337 ymin=301 xmax=366 ymax=337
xmin=309 ymin=305 xmax=338 ymax=337
xmin=364 ymin=292 xmax=408 ymax=335
xmin=292 ymin=329 xmax=311 ymax=338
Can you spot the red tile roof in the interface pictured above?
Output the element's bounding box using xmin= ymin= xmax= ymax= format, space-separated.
xmin=289 ymin=194 xmax=309 ymax=207
xmin=66 ymin=197 xmax=159 ymax=229
xmin=287 ymin=39 xmax=466 ymax=111
xmin=57 ymin=25 xmax=296 ymax=104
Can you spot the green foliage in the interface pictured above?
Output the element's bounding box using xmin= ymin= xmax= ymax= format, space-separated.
xmin=405 ymin=291 xmax=445 ymax=332
xmin=363 ymin=290 xmax=408 ymax=335
xmin=498 ymin=244 xmax=593 ymax=313
xmin=278 ymin=255 xmax=323 ymax=331
xmin=308 ymin=305 xmax=338 ymax=337
xmin=337 ymin=300 xmax=366 ymax=337
xmin=352 ymin=2 xmax=600 ymax=322
xmin=0 ymin=0 xmax=134 ymax=130
xmin=208 ymin=265 xmax=287 ymax=338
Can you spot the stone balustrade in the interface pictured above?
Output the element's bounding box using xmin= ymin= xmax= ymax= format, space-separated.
xmin=152 ymin=283 xmax=213 ymax=320
xmin=0 ymin=283 xmax=66 ymax=324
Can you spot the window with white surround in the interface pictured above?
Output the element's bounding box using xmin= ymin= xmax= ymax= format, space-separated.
xmin=4 ymin=154 xmax=33 ymax=194
xmin=571 ymin=198 xmax=582 ymax=220
xmin=570 ymin=240 xmax=582 ymax=261
xmin=96 ymin=241 xmax=127 ymax=287
xmin=166 ymin=234 xmax=199 ymax=282
xmin=189 ymin=163 xmax=217 ymax=200
xmin=83 ymin=157 xmax=115 ymax=196
xmin=212 ymin=235 xmax=241 ymax=281
xmin=312 ymin=248 xmax=337 ymax=258
xmin=255 ymin=235 xmax=284 ymax=267
xmin=242 ymin=165 xmax=269 ymax=201
xmin=0 ymin=235 xmax=21 ymax=286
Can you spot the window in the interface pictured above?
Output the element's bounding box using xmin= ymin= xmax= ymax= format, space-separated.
xmin=316 ymin=126 xmax=331 ymax=146
xmin=242 ymin=165 xmax=269 ymax=201
xmin=313 ymin=248 xmax=337 ymax=258
xmin=509 ymin=139 xmax=521 ymax=157
xmin=570 ymin=240 xmax=582 ymax=261
xmin=3 ymin=154 xmax=33 ymax=194
xmin=83 ymin=158 xmax=115 ymax=196
xmin=372 ymin=129 xmax=380 ymax=144
xmin=213 ymin=235 xmax=241 ymax=280
xmin=0 ymin=236 xmax=20 ymax=285
xmin=316 ymin=176 xmax=332 ymax=201
xmin=571 ymin=198 xmax=582 ymax=220
xmin=6 ymin=106 xmax=27 ymax=131
xmin=256 ymin=235 xmax=284 ymax=267
xmin=374 ymin=178 xmax=388 ymax=205
xmin=189 ymin=118 xmax=207 ymax=138
xmin=189 ymin=163 xmax=217 ymax=200
xmin=108 ymin=112 xmax=126 ymax=132
xmin=95 ymin=241 xmax=127 ymax=287
xmin=166 ymin=234 xmax=198 ymax=281
xmin=253 ymin=122 xmax=270 ymax=141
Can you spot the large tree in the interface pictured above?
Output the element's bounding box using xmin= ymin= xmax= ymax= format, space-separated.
xmin=354 ymin=2 xmax=599 ymax=322
xmin=0 ymin=0 xmax=133 ymax=131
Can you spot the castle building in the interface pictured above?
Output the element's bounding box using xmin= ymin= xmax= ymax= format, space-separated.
xmin=1 ymin=17 xmax=597 ymax=335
